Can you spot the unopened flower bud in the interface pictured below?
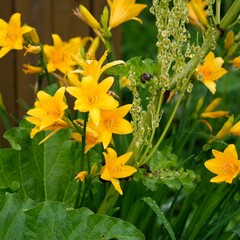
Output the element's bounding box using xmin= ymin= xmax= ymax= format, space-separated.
xmin=204 ymin=98 xmax=221 ymax=112
xmin=75 ymin=171 xmax=88 ymax=182
xmin=24 ymin=44 xmax=41 ymax=56
xmin=28 ymin=27 xmax=40 ymax=43
xmin=229 ymin=120 xmax=240 ymax=136
xmin=195 ymin=98 xmax=204 ymax=113
xmin=90 ymin=163 xmax=98 ymax=177
xmin=230 ymin=56 xmax=240 ymax=69
xmin=87 ymin=37 xmax=100 ymax=58
xmin=216 ymin=115 xmax=234 ymax=140
xmin=79 ymin=5 xmax=100 ymax=30
xmin=23 ymin=64 xmax=43 ymax=74
xmin=224 ymin=31 xmax=234 ymax=50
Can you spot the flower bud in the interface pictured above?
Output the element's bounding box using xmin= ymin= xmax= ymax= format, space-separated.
xmin=87 ymin=37 xmax=100 ymax=58
xmin=230 ymin=56 xmax=240 ymax=69
xmin=28 ymin=27 xmax=40 ymax=43
xmin=75 ymin=171 xmax=88 ymax=182
xmin=79 ymin=5 xmax=100 ymax=30
xmin=224 ymin=31 xmax=234 ymax=50
xmin=22 ymin=64 xmax=43 ymax=74
xmin=195 ymin=98 xmax=204 ymax=113
xmin=90 ymin=163 xmax=98 ymax=177
xmin=229 ymin=121 xmax=240 ymax=136
xmin=204 ymin=98 xmax=221 ymax=112
xmin=24 ymin=44 xmax=41 ymax=56
xmin=216 ymin=115 xmax=234 ymax=140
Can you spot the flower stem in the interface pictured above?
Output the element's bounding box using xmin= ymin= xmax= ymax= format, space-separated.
xmin=96 ymin=184 xmax=119 ymax=214
xmin=74 ymin=112 xmax=88 ymax=208
xmin=216 ymin=0 xmax=221 ymax=24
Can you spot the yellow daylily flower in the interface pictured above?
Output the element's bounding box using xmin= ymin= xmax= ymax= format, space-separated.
xmin=75 ymin=171 xmax=88 ymax=183
xmin=107 ymin=0 xmax=147 ymax=29
xmin=26 ymin=87 xmax=68 ymax=143
xmin=204 ymin=144 xmax=240 ymax=184
xmin=66 ymin=76 xmax=119 ymax=126
xmin=73 ymin=50 xmax=124 ymax=82
xmin=90 ymin=104 xmax=133 ymax=149
xmin=0 ymin=13 xmax=32 ymax=58
xmin=187 ymin=0 xmax=208 ymax=31
xmin=43 ymin=34 xmax=84 ymax=74
xmin=71 ymin=124 xmax=101 ymax=153
xmin=230 ymin=56 xmax=240 ymax=69
xmin=100 ymin=148 xmax=137 ymax=195
xmin=195 ymin=51 xmax=228 ymax=94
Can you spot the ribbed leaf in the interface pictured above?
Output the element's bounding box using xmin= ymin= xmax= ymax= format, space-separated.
xmin=0 ymin=193 xmax=144 ymax=240
xmin=0 ymin=193 xmax=35 ymax=240
xmin=1 ymin=119 xmax=81 ymax=206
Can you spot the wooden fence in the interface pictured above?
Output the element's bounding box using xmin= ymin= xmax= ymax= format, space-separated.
xmin=0 ymin=0 xmax=121 ymax=146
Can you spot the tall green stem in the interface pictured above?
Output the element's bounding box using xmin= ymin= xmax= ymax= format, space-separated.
xmin=74 ymin=112 xmax=88 ymax=208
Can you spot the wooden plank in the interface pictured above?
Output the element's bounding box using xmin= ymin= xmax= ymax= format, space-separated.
xmin=52 ymin=0 xmax=91 ymax=40
xmin=0 ymin=0 xmax=16 ymax=146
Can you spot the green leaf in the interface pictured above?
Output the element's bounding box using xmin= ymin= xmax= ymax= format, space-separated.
xmin=142 ymin=197 xmax=176 ymax=240
xmin=0 ymin=119 xmax=81 ymax=206
xmin=134 ymin=147 xmax=197 ymax=191
xmin=106 ymin=56 xmax=156 ymax=88
xmin=0 ymin=193 xmax=35 ymax=240
xmin=0 ymin=193 xmax=144 ymax=240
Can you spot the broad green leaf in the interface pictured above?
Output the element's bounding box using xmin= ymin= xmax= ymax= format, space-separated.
xmin=142 ymin=197 xmax=176 ymax=240
xmin=0 ymin=193 xmax=144 ymax=240
xmin=25 ymin=201 xmax=145 ymax=240
xmin=0 ymin=193 xmax=35 ymax=240
xmin=0 ymin=119 xmax=82 ymax=206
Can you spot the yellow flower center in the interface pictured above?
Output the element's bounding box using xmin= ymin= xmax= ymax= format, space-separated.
xmin=6 ymin=27 xmax=21 ymax=43
xmin=202 ymin=67 xmax=212 ymax=77
xmin=103 ymin=119 xmax=114 ymax=129
xmin=87 ymin=94 xmax=98 ymax=104
xmin=52 ymin=51 xmax=65 ymax=64
xmin=111 ymin=164 xmax=122 ymax=173
xmin=223 ymin=161 xmax=239 ymax=175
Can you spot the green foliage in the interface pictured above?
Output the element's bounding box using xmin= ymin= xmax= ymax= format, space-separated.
xmin=134 ymin=146 xmax=198 ymax=191
xmin=107 ymin=56 xmax=157 ymax=88
xmin=0 ymin=119 xmax=81 ymax=205
xmin=0 ymin=193 xmax=144 ymax=240
xmin=142 ymin=197 xmax=176 ymax=240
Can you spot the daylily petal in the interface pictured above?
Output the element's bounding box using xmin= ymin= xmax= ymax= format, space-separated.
xmin=112 ymin=119 xmax=133 ymax=134
xmin=101 ymin=130 xmax=112 ymax=148
xmin=110 ymin=178 xmax=123 ymax=195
